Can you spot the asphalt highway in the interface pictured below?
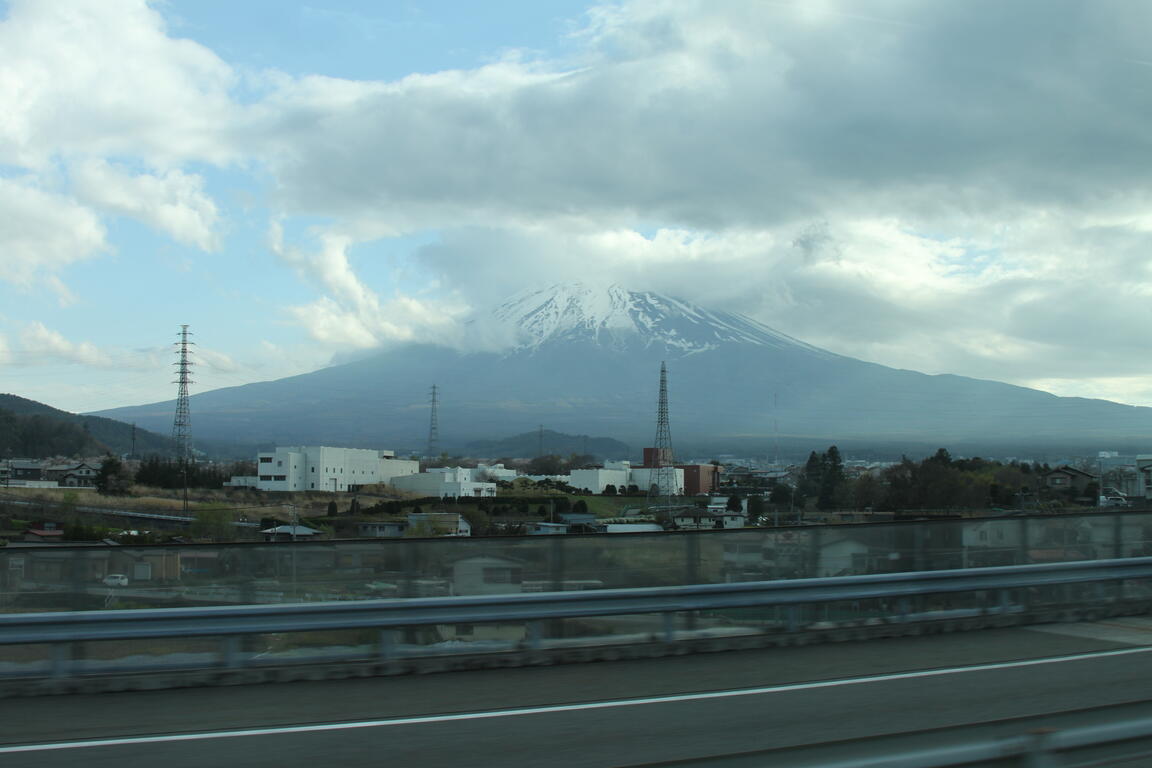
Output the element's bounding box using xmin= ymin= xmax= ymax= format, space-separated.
xmin=5 ymin=620 xmax=1152 ymax=767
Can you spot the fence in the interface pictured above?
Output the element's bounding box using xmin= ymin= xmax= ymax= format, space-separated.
xmin=3 ymin=510 xmax=1151 ymax=613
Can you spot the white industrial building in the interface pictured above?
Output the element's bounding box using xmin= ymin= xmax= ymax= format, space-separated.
xmin=249 ymin=446 xmax=418 ymax=492
xmin=627 ymin=466 xmax=685 ymax=496
xmin=569 ymin=460 xmax=632 ymax=494
xmin=566 ymin=460 xmax=684 ymax=496
xmin=390 ymin=467 xmax=497 ymax=499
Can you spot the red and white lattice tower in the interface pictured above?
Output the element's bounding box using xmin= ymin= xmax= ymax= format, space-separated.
xmin=646 ymin=361 xmax=678 ymax=512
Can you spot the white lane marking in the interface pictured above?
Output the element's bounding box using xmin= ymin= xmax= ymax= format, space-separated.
xmin=5 ymin=645 xmax=1152 ymax=754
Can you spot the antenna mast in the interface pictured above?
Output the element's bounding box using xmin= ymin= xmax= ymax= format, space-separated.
xmin=171 ymin=325 xmax=194 ymax=462
xmin=646 ymin=361 xmax=678 ymax=515
xmin=426 ymin=384 xmax=440 ymax=458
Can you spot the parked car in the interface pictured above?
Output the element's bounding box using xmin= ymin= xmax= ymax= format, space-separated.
xmin=102 ymin=574 xmax=129 ymax=587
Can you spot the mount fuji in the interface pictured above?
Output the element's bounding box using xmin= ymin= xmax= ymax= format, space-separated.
xmin=96 ymin=284 xmax=1152 ymax=457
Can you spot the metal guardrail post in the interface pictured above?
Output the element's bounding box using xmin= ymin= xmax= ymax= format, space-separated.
xmin=914 ymin=524 xmax=927 ymax=572
xmin=376 ymin=629 xmax=393 ymax=661
xmin=220 ymin=636 xmax=242 ymax=669
xmin=549 ymin=537 xmax=566 ymax=640
xmin=50 ymin=642 xmax=72 ymax=679
xmin=662 ymin=612 xmax=675 ymax=643
xmin=685 ymin=534 xmax=700 ymax=584
xmin=685 ymin=535 xmax=699 ymax=631
xmin=1019 ymin=518 xmax=1030 ymax=565
xmin=526 ymin=621 xmax=541 ymax=650
xmin=403 ymin=545 xmax=417 ymax=599
xmin=549 ymin=537 xmax=565 ymax=593
xmin=1024 ymin=729 xmax=1057 ymax=768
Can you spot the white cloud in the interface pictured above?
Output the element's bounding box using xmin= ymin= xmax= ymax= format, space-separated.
xmin=0 ymin=177 xmax=106 ymax=293
xmin=194 ymin=346 xmax=242 ymax=374
xmin=250 ymin=1 xmax=1152 ymax=235
xmin=269 ymin=222 xmax=467 ymax=349
xmin=0 ymin=0 xmax=238 ymax=168
xmin=18 ymin=322 xmax=161 ymax=369
xmin=0 ymin=0 xmax=238 ymax=299
xmin=71 ymin=159 xmax=220 ymax=251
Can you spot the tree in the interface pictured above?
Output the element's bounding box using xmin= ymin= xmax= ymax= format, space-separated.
xmin=326 ymin=500 xmax=338 ymax=517
xmin=746 ymin=495 xmax=765 ymax=525
xmin=603 ymin=484 xmax=617 ymax=496
xmin=526 ymin=454 xmax=564 ymax=475
xmin=853 ymin=473 xmax=885 ymax=510
xmin=726 ymin=493 xmax=743 ymax=512
xmin=566 ymin=453 xmax=597 ymax=470
xmin=818 ymin=446 xmax=845 ymax=510
xmin=94 ymin=456 xmax=133 ymax=496
xmin=572 ymin=499 xmax=589 ymax=515
xmin=768 ymin=483 xmax=792 ymax=506
xmin=348 ymin=497 xmax=361 ymax=516
xmin=460 ymin=506 xmax=491 ymax=536
xmin=798 ymin=451 xmax=823 ymax=502
xmin=928 ymin=448 xmax=953 ymax=466
xmin=192 ymin=504 xmax=233 ymax=541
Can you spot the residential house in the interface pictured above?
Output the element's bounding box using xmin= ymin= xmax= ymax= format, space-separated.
xmin=1043 ymin=466 xmax=1098 ymax=495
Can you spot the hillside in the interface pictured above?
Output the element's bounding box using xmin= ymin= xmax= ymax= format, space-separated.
xmin=0 ymin=394 xmax=171 ymax=458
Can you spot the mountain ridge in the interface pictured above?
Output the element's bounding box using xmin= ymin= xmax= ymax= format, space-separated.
xmin=0 ymin=393 xmax=171 ymax=458
xmin=91 ymin=284 xmax=1152 ymax=457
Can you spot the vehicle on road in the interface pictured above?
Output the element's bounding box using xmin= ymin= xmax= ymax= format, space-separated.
xmin=102 ymin=574 xmax=129 ymax=587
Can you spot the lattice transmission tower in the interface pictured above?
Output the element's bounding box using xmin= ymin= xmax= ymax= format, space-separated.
xmin=171 ymin=325 xmax=194 ymax=462
xmin=646 ymin=361 xmax=678 ymax=513
xmin=426 ymin=384 xmax=440 ymax=459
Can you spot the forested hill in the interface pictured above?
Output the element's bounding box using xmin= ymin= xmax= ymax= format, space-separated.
xmin=0 ymin=394 xmax=170 ymax=458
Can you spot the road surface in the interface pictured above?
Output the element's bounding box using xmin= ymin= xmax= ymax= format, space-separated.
xmin=5 ymin=618 xmax=1152 ymax=767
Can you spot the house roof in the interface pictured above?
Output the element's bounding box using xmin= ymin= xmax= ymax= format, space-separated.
xmin=1046 ymin=466 xmax=1097 ymax=479
xmin=260 ymin=525 xmax=321 ymax=536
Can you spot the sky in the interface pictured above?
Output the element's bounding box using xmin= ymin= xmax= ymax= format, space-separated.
xmin=3 ymin=0 xmax=1152 ymax=414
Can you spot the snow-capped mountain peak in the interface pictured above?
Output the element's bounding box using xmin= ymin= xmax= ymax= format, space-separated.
xmin=491 ymin=283 xmax=834 ymax=357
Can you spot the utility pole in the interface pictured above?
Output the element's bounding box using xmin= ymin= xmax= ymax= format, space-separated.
xmin=171 ymin=325 xmax=194 ymax=517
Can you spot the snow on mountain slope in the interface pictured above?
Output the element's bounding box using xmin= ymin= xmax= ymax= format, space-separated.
xmin=492 ymin=283 xmax=838 ymax=358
